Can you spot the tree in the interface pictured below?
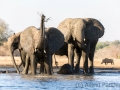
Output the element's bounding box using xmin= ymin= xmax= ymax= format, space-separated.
xmin=96 ymin=41 xmax=109 ymax=50
xmin=0 ymin=19 xmax=14 ymax=45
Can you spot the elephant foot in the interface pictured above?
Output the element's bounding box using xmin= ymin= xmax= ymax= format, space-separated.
xmin=21 ymin=70 xmax=29 ymax=74
xmin=83 ymin=70 xmax=88 ymax=75
xmin=40 ymin=70 xmax=45 ymax=74
xmin=74 ymin=68 xmax=80 ymax=74
xmin=89 ymin=69 xmax=94 ymax=74
xmin=21 ymin=70 xmax=26 ymax=74
xmin=28 ymin=71 xmax=32 ymax=74
xmin=89 ymin=67 xmax=94 ymax=74
xmin=74 ymin=64 xmax=80 ymax=74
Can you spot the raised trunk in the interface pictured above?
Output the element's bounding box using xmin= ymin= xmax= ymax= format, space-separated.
xmin=9 ymin=49 xmax=20 ymax=74
xmin=37 ymin=14 xmax=45 ymax=50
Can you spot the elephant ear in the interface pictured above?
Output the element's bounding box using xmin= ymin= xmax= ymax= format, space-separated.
xmin=83 ymin=18 xmax=105 ymax=42
xmin=8 ymin=32 xmax=21 ymax=47
xmin=45 ymin=27 xmax=64 ymax=54
xmin=57 ymin=18 xmax=73 ymax=42
xmin=20 ymin=26 xmax=39 ymax=54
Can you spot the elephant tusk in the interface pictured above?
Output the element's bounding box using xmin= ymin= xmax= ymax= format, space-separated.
xmin=44 ymin=50 xmax=46 ymax=53
xmin=84 ymin=38 xmax=86 ymax=41
xmin=35 ymin=48 xmax=37 ymax=52
xmin=73 ymin=38 xmax=75 ymax=41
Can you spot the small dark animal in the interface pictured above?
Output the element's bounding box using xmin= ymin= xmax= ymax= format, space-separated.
xmin=57 ymin=63 xmax=73 ymax=74
xmin=101 ymin=58 xmax=114 ymax=65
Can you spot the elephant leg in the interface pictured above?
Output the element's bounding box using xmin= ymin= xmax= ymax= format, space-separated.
xmin=74 ymin=48 xmax=82 ymax=74
xmin=44 ymin=53 xmax=52 ymax=75
xmin=89 ymin=40 xmax=98 ymax=74
xmin=82 ymin=44 xmax=90 ymax=74
xmin=30 ymin=54 xmax=36 ymax=75
xmin=19 ymin=50 xmax=26 ymax=68
xmin=40 ymin=61 xmax=45 ymax=74
xmin=68 ymin=43 xmax=75 ymax=69
xmin=18 ymin=62 xmax=23 ymax=68
xmin=51 ymin=55 xmax=53 ymax=74
xmin=22 ymin=54 xmax=30 ymax=74
xmin=89 ymin=51 xmax=95 ymax=74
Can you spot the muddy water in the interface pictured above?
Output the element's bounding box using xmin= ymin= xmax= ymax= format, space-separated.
xmin=0 ymin=68 xmax=120 ymax=90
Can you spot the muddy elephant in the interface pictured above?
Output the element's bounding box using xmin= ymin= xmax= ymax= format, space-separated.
xmin=101 ymin=58 xmax=114 ymax=65
xmin=20 ymin=14 xmax=64 ymax=75
xmin=57 ymin=63 xmax=73 ymax=74
xmin=57 ymin=18 xmax=104 ymax=74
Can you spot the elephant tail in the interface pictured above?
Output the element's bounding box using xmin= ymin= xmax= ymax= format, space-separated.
xmin=10 ymin=51 xmax=20 ymax=74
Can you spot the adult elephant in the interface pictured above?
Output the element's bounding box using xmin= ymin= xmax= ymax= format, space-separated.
xmin=20 ymin=14 xmax=64 ymax=75
xmin=57 ymin=18 xmax=104 ymax=74
xmin=8 ymin=33 xmax=45 ymax=74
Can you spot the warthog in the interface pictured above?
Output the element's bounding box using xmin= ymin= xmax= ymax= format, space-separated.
xmin=101 ymin=58 xmax=114 ymax=65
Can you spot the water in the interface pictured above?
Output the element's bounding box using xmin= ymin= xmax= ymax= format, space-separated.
xmin=0 ymin=68 xmax=120 ymax=90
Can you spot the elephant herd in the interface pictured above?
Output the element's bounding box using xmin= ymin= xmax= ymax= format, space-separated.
xmin=7 ymin=14 xmax=105 ymax=75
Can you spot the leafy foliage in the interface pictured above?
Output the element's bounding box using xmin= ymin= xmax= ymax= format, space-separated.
xmin=96 ymin=41 xmax=110 ymax=50
xmin=0 ymin=19 xmax=14 ymax=45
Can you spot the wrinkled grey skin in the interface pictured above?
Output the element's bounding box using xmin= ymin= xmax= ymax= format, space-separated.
xmin=20 ymin=14 xmax=64 ymax=75
xmin=8 ymin=32 xmax=27 ymax=74
xmin=57 ymin=63 xmax=73 ymax=74
xmin=58 ymin=18 xmax=104 ymax=74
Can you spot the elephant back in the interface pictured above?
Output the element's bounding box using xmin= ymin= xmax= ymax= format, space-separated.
xmin=45 ymin=27 xmax=64 ymax=54
xmin=57 ymin=18 xmax=73 ymax=42
xmin=20 ymin=26 xmax=41 ymax=54
xmin=83 ymin=18 xmax=105 ymax=42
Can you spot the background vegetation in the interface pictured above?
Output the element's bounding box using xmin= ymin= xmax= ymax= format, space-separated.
xmin=0 ymin=18 xmax=14 ymax=56
xmin=95 ymin=40 xmax=120 ymax=59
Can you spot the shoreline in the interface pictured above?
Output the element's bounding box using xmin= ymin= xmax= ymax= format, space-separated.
xmin=0 ymin=56 xmax=120 ymax=69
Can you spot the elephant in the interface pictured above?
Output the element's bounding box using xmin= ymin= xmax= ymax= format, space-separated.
xmin=7 ymin=32 xmax=61 ymax=75
xmin=101 ymin=58 xmax=114 ymax=65
xmin=57 ymin=63 xmax=73 ymax=74
xmin=8 ymin=32 xmax=45 ymax=74
xmin=20 ymin=14 xmax=64 ymax=75
xmin=57 ymin=18 xmax=104 ymax=74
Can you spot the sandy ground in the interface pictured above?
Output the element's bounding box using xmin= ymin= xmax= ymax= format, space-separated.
xmin=0 ymin=55 xmax=120 ymax=69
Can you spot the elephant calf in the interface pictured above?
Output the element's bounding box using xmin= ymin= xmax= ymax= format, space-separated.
xmin=57 ymin=63 xmax=73 ymax=74
xmin=101 ymin=58 xmax=114 ymax=65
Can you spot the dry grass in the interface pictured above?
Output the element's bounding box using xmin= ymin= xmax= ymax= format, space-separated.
xmin=0 ymin=55 xmax=120 ymax=69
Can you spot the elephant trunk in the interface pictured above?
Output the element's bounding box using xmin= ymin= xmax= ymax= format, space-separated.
xmin=72 ymin=18 xmax=86 ymax=49
xmin=36 ymin=14 xmax=45 ymax=50
xmin=9 ymin=48 xmax=20 ymax=74
xmin=75 ymin=30 xmax=85 ymax=48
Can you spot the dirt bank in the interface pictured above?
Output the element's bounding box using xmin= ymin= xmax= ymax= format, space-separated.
xmin=0 ymin=56 xmax=120 ymax=69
